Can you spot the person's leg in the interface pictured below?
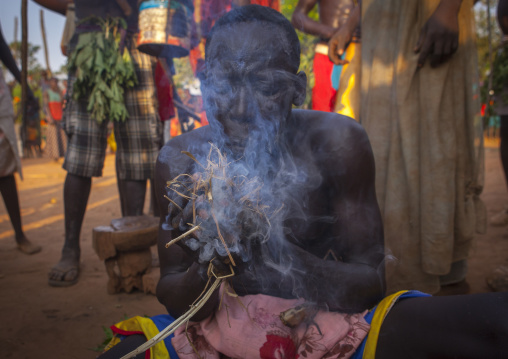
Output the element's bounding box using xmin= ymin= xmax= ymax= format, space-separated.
xmin=0 ymin=174 xmax=41 ymax=254
xmin=375 ymin=292 xmax=508 ymax=359
xmin=115 ymin=42 xmax=161 ymax=218
xmin=119 ymin=178 xmax=147 ymax=216
xmin=97 ymin=334 xmax=146 ymax=359
xmin=48 ymin=173 xmax=91 ymax=286
xmin=491 ymin=115 xmax=508 ymax=225
xmin=149 ymin=178 xmax=160 ymax=217
xmin=499 ymin=115 xmax=508 ymax=188
xmin=116 ymin=156 xmax=127 ymax=217
xmin=116 ymin=156 xmax=147 ymax=217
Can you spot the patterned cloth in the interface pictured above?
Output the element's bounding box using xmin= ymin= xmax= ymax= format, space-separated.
xmin=62 ymin=34 xmax=161 ymax=180
xmin=106 ymin=289 xmax=431 ymax=359
xmin=0 ymin=67 xmax=21 ymax=178
xmin=107 ymin=314 xmax=179 ymax=359
xmin=44 ymin=122 xmax=67 ymax=160
xmin=351 ymin=290 xmax=430 ymax=359
xmin=171 ymin=283 xmax=369 ymax=359
xmin=44 ymin=88 xmax=67 ymax=160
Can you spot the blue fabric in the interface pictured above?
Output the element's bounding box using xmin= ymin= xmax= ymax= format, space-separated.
xmin=350 ymin=291 xmax=430 ymax=359
xmin=151 ymin=314 xmax=179 ymax=359
xmin=331 ymin=64 xmax=343 ymax=90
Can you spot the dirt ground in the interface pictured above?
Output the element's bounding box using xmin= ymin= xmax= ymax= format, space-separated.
xmin=1 ymin=142 xmax=508 ymax=359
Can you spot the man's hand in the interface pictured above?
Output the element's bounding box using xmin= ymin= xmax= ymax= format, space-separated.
xmin=414 ymin=0 xmax=462 ymax=68
xmin=328 ymin=3 xmax=360 ymax=65
xmin=170 ymin=193 xmax=249 ymax=274
xmin=328 ymin=26 xmax=353 ymax=65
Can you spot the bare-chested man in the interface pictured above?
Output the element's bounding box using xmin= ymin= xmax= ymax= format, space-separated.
xmin=291 ymin=0 xmax=357 ymax=112
xmin=101 ymin=5 xmax=508 ymax=359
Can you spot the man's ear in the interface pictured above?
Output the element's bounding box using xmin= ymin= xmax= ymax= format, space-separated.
xmin=292 ymin=71 xmax=307 ymax=106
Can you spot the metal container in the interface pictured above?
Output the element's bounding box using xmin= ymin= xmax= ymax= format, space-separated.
xmin=137 ymin=0 xmax=191 ymax=58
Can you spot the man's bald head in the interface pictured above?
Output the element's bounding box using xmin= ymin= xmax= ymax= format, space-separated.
xmin=205 ymin=5 xmax=301 ymax=73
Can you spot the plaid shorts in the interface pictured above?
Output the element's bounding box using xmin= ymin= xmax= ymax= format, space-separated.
xmin=63 ymin=34 xmax=161 ymax=180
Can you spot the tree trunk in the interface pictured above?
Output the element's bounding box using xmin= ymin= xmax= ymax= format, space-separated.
xmin=13 ymin=17 xmax=18 ymax=61
xmin=21 ymin=0 xmax=28 ymax=154
xmin=40 ymin=9 xmax=52 ymax=77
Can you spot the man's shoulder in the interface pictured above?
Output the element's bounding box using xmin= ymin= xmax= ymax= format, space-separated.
xmin=157 ymin=126 xmax=212 ymax=172
xmin=291 ymin=109 xmax=367 ymax=146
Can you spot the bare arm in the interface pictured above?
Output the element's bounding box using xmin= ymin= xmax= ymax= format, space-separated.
xmin=0 ymin=25 xmax=37 ymax=103
xmin=328 ymin=2 xmax=360 ymax=64
xmin=0 ymin=27 xmax=22 ymax=84
xmin=228 ymin=115 xmax=385 ymax=312
xmin=291 ymin=0 xmax=336 ymax=39
xmin=316 ymin=118 xmax=386 ymax=311
xmin=155 ymin=138 xmax=221 ymax=321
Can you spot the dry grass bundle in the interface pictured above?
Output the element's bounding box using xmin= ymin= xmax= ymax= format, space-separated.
xmin=164 ymin=144 xmax=279 ymax=265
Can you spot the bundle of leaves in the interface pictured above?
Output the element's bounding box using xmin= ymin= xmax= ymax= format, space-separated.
xmin=67 ymin=17 xmax=137 ymax=124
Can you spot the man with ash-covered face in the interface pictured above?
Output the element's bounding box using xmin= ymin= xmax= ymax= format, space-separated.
xmin=101 ymin=5 xmax=508 ymax=359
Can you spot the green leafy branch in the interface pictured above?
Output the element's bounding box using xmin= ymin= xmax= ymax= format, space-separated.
xmin=68 ymin=17 xmax=137 ymax=124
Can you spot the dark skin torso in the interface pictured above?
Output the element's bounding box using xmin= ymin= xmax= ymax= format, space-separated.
xmin=155 ymin=109 xmax=386 ymax=321
xmin=97 ymin=9 xmax=508 ymax=359
xmin=291 ymin=0 xmax=355 ymax=41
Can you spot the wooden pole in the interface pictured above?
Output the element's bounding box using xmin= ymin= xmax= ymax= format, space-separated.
xmin=487 ymin=0 xmax=494 ymax=101
xmin=13 ymin=17 xmax=18 ymax=61
xmin=40 ymin=9 xmax=52 ymax=77
xmin=21 ymin=0 xmax=28 ymax=155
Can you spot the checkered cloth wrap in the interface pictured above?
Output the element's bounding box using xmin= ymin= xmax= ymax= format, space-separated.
xmin=62 ymin=34 xmax=161 ymax=180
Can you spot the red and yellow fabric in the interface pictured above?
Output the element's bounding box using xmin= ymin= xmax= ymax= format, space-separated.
xmin=312 ymin=43 xmax=336 ymax=112
xmin=106 ymin=316 xmax=173 ymax=359
xmin=155 ymin=61 xmax=176 ymax=122
xmin=334 ymin=42 xmax=360 ymax=120
xmin=47 ymin=89 xmax=63 ymax=121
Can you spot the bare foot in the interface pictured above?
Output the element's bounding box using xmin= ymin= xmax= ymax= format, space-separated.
xmin=16 ymin=238 xmax=42 ymax=255
xmin=48 ymin=254 xmax=80 ymax=287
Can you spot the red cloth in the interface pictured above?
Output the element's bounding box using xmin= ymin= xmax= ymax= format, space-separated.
xmin=250 ymin=0 xmax=280 ymax=11
xmin=312 ymin=52 xmax=336 ymax=112
xmin=200 ymin=0 xmax=232 ymax=38
xmin=155 ymin=61 xmax=176 ymax=121
xmin=48 ymin=102 xmax=63 ymax=121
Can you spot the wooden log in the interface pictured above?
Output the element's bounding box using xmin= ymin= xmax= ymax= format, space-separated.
xmin=92 ymin=215 xmax=159 ymax=260
xmin=92 ymin=215 xmax=160 ymax=294
xmin=486 ymin=265 xmax=508 ymax=292
xmin=142 ymin=269 xmax=160 ymax=295
xmin=117 ymin=250 xmax=152 ymax=293
xmin=105 ymin=258 xmax=122 ymax=294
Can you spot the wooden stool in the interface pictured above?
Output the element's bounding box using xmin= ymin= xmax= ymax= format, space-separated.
xmin=92 ymin=215 xmax=160 ymax=294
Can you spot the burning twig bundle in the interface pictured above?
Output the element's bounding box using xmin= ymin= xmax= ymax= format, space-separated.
xmin=165 ymin=144 xmax=280 ymax=266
